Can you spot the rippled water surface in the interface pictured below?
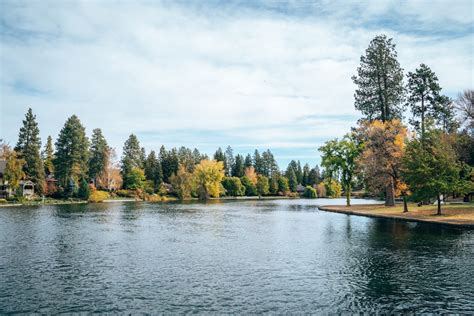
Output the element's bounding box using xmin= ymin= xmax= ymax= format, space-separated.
xmin=1 ymin=199 xmax=473 ymax=313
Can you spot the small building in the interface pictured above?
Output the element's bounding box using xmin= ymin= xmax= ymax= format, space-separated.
xmin=19 ymin=180 xmax=35 ymax=199
xmin=0 ymin=160 xmax=8 ymax=198
xmin=296 ymin=184 xmax=306 ymax=193
xmin=0 ymin=159 xmax=36 ymax=199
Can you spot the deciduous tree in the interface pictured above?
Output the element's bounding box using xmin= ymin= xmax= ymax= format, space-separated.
xmin=319 ymin=135 xmax=362 ymax=206
xmin=356 ymin=119 xmax=408 ymax=206
xmin=170 ymin=165 xmax=193 ymax=200
xmin=402 ymin=129 xmax=467 ymax=215
xmin=192 ymin=159 xmax=225 ymax=200
xmin=256 ymin=174 xmax=270 ymax=196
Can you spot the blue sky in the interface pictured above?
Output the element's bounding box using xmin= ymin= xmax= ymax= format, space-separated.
xmin=0 ymin=0 xmax=472 ymax=169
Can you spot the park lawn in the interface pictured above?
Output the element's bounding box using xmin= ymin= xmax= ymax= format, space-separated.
xmin=320 ymin=202 xmax=474 ymax=226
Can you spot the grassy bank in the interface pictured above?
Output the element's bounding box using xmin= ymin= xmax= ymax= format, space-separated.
xmin=319 ymin=203 xmax=474 ymax=227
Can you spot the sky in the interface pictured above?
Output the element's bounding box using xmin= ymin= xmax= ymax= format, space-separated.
xmin=0 ymin=0 xmax=472 ymax=168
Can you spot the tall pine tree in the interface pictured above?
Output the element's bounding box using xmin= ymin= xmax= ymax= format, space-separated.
xmin=42 ymin=135 xmax=54 ymax=177
xmin=121 ymin=134 xmax=143 ymax=188
xmin=145 ymin=150 xmax=163 ymax=190
xmin=89 ymin=128 xmax=110 ymax=187
xmin=54 ymin=115 xmax=89 ymax=189
xmin=352 ymin=34 xmax=405 ymax=122
xmin=15 ymin=108 xmax=45 ymax=194
xmin=406 ymin=63 xmax=441 ymax=139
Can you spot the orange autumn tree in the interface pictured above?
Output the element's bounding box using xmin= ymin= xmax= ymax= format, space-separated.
xmin=244 ymin=166 xmax=258 ymax=185
xmin=356 ymin=119 xmax=409 ymax=207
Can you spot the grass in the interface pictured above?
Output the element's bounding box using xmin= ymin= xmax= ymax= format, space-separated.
xmin=320 ymin=202 xmax=474 ymax=226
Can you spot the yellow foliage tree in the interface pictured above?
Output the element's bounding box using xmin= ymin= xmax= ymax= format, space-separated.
xmin=170 ymin=165 xmax=193 ymax=200
xmin=4 ymin=150 xmax=25 ymax=193
xmin=192 ymin=159 xmax=225 ymax=200
xmin=244 ymin=166 xmax=258 ymax=185
xmin=356 ymin=119 xmax=408 ymax=206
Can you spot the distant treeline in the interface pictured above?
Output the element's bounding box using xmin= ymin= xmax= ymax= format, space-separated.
xmin=1 ymin=110 xmax=331 ymax=201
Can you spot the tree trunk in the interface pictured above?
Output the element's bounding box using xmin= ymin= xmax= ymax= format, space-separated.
xmin=421 ymin=96 xmax=425 ymax=141
xmin=346 ymin=184 xmax=351 ymax=207
xmin=403 ymin=195 xmax=408 ymax=213
xmin=437 ymin=194 xmax=442 ymax=215
xmin=385 ymin=179 xmax=395 ymax=206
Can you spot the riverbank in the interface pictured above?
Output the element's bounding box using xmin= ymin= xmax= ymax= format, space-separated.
xmin=0 ymin=195 xmax=300 ymax=207
xmin=319 ymin=203 xmax=474 ymax=228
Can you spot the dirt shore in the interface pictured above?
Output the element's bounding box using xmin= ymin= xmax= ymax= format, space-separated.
xmin=319 ymin=203 xmax=474 ymax=228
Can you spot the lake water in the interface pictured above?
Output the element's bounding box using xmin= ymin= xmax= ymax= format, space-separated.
xmin=0 ymin=199 xmax=473 ymax=313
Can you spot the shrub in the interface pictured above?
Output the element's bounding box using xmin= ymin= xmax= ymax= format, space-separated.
xmin=303 ymin=186 xmax=317 ymax=198
xmin=116 ymin=189 xmax=137 ymax=197
xmin=324 ymin=179 xmax=342 ymax=198
xmin=256 ymin=175 xmax=270 ymax=196
xmin=0 ymin=198 xmax=7 ymax=204
xmin=146 ymin=194 xmax=164 ymax=202
xmin=278 ymin=176 xmax=290 ymax=195
xmin=88 ymin=190 xmax=109 ymax=203
xmin=222 ymin=177 xmax=245 ymax=196
xmin=315 ymin=183 xmax=326 ymax=198
xmin=240 ymin=176 xmax=257 ymax=196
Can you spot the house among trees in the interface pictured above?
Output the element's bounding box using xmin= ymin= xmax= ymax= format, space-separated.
xmin=0 ymin=159 xmax=36 ymax=199
xmin=0 ymin=160 xmax=7 ymax=198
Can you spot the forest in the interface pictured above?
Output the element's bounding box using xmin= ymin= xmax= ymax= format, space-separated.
xmin=1 ymin=35 xmax=473 ymax=211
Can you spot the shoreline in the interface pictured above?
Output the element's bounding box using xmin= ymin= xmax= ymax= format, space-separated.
xmin=0 ymin=195 xmax=300 ymax=208
xmin=319 ymin=204 xmax=474 ymax=228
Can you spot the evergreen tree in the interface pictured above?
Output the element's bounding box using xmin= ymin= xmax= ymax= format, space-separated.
xmin=406 ymin=63 xmax=441 ymax=139
xmin=78 ymin=178 xmax=91 ymax=200
xmin=269 ymin=174 xmax=279 ymax=195
xmin=54 ymin=115 xmax=89 ymax=188
xmin=15 ymin=108 xmax=44 ymax=193
xmin=352 ymin=34 xmax=405 ymax=122
xmin=244 ymin=154 xmax=253 ymax=168
xmin=225 ymin=146 xmax=234 ymax=176
xmin=121 ymin=134 xmax=143 ymax=189
xmin=287 ymin=168 xmax=297 ymax=192
xmin=145 ymin=150 xmax=163 ymax=190
xmin=253 ymin=150 xmax=264 ymax=174
xmin=178 ymin=146 xmax=195 ymax=172
xmin=192 ymin=148 xmax=202 ymax=165
xmin=232 ymin=154 xmax=245 ymax=177
xmin=296 ymin=160 xmax=303 ymax=184
xmin=302 ymin=163 xmax=310 ymax=186
xmin=434 ymin=95 xmax=458 ymax=133
xmin=308 ymin=166 xmax=321 ymax=186
xmin=264 ymin=149 xmax=279 ymax=178
xmin=278 ymin=176 xmax=290 ymax=194
xmin=160 ymin=146 xmax=179 ymax=183
xmin=43 ymin=135 xmax=55 ymax=177
xmin=214 ymin=147 xmax=225 ymax=163
xmin=89 ymin=128 xmax=110 ymax=186
xmin=169 ymin=148 xmax=179 ymax=177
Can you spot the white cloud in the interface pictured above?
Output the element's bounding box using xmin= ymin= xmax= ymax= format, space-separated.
xmin=1 ymin=0 xmax=472 ymax=167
